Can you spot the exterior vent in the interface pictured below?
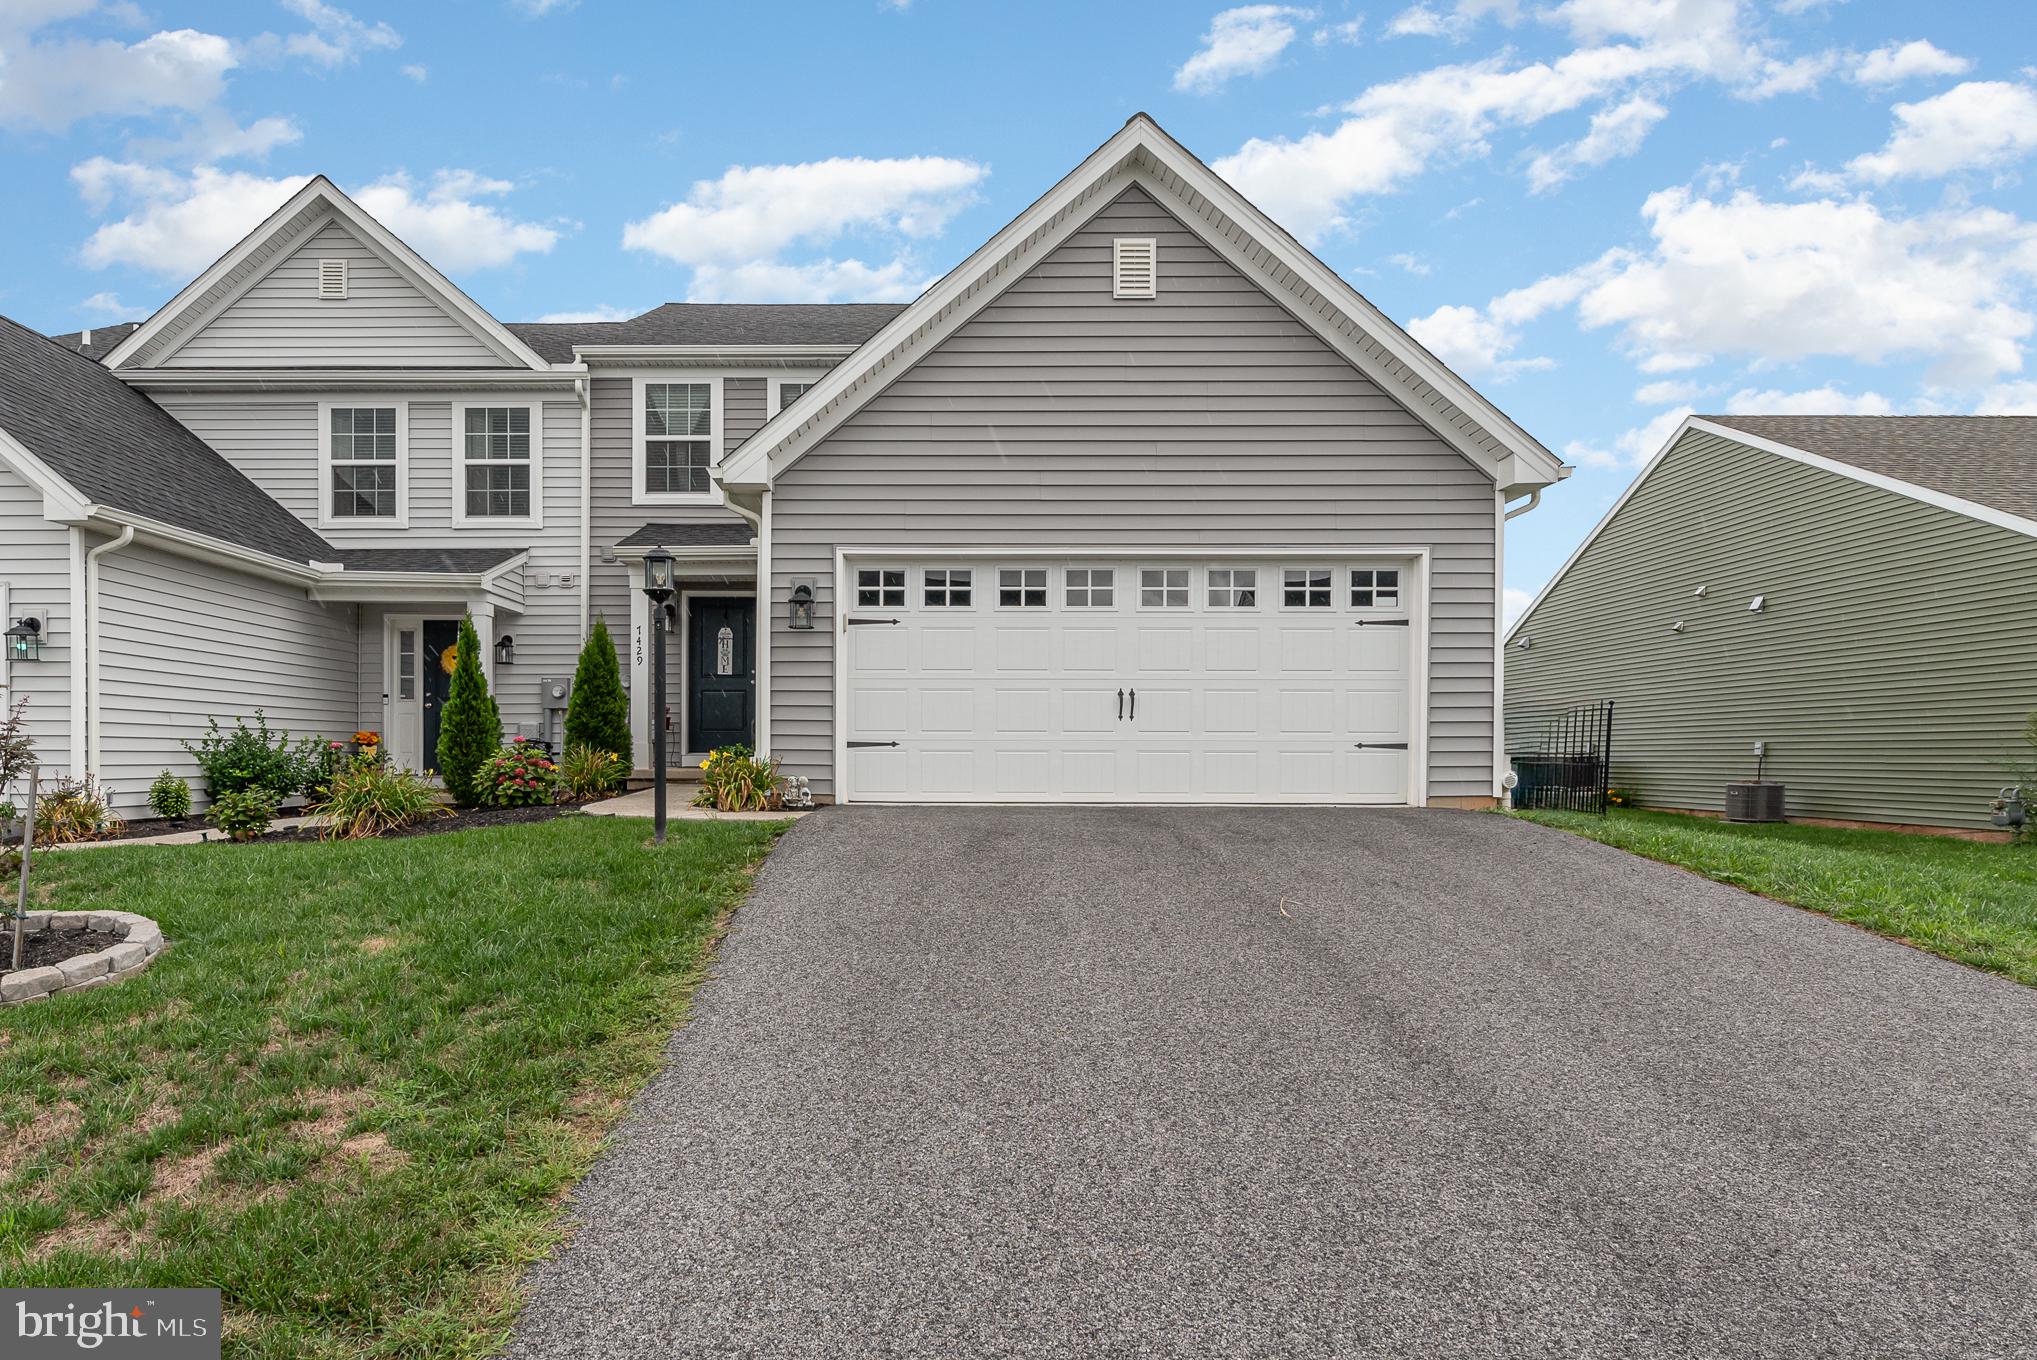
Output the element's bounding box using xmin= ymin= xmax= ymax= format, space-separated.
xmin=1112 ymin=237 xmax=1157 ymax=299
xmin=317 ymin=258 xmax=348 ymax=300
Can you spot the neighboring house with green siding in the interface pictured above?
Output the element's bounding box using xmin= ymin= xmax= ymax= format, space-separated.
xmin=1504 ymin=416 xmax=2037 ymax=831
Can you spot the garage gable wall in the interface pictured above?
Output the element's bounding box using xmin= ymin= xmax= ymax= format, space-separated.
xmin=769 ymin=185 xmax=1498 ymax=799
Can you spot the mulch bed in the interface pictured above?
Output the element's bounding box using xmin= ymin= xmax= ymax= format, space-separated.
xmin=3 ymin=927 xmax=121 ymax=976
xmin=269 ymin=802 xmax=582 ymax=843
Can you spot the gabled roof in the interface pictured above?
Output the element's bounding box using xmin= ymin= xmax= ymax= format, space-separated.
xmin=0 ymin=315 xmax=332 ymax=564
xmin=615 ymin=521 xmax=756 ymax=548
xmin=47 ymin=322 xmax=142 ymax=363
xmin=1505 ymin=414 xmax=2037 ymax=645
xmin=105 ymin=176 xmax=550 ymax=371
xmin=508 ymin=304 xmax=906 ymax=364
xmin=718 ymin=113 xmax=1566 ymax=496
xmin=1701 ymin=415 xmax=2037 ymax=523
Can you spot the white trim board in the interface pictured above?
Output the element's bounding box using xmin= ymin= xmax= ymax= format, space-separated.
xmin=1504 ymin=415 xmax=2037 ymax=647
xmin=720 ymin=114 xmax=1565 ymax=496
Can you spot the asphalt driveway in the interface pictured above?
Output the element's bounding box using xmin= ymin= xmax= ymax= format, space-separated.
xmin=506 ymin=807 xmax=2037 ymax=1359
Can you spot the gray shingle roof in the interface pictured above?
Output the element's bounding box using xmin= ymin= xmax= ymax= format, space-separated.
xmin=332 ymin=547 xmax=525 ymax=573
xmin=0 ymin=315 xmax=332 ymax=564
xmin=616 ymin=521 xmax=755 ymax=549
xmin=45 ymin=322 xmax=142 ymax=364
xmin=1702 ymin=415 xmax=2037 ymax=524
xmin=507 ymin=303 xmax=907 ymax=363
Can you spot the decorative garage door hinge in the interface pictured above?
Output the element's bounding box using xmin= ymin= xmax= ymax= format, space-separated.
xmin=1353 ymin=618 xmax=1411 ymax=627
xmin=1353 ymin=742 xmax=1410 ymax=750
xmin=843 ymin=618 xmax=900 ymax=627
xmin=847 ymin=740 xmax=901 ymax=749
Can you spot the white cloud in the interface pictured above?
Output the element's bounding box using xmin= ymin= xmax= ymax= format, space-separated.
xmin=623 ymin=155 xmax=986 ymax=303
xmin=1174 ymin=6 xmax=1312 ymax=94
xmin=74 ymin=162 xmax=558 ymax=277
xmin=271 ymin=0 xmax=399 ymax=68
xmin=1385 ymin=0 xmax=1519 ymax=41
xmin=0 ymin=26 xmax=237 ymax=130
xmin=353 ymin=170 xmax=561 ymax=271
xmin=1724 ymin=385 xmax=1894 ymax=415
xmin=1440 ymin=187 xmax=2037 ymax=387
xmin=1977 ymin=381 xmax=2037 ymax=415
xmin=1526 ymin=94 xmax=1667 ymax=192
xmin=1634 ymin=379 xmax=1699 ymax=403
xmin=1846 ymin=81 xmax=2037 ymax=182
xmin=1502 ymin=586 xmax=1533 ymax=627
xmin=1312 ymin=17 xmax=1363 ymax=45
xmin=1408 ymin=302 xmax=1556 ymax=377
xmin=509 ymin=0 xmax=577 ymax=13
xmin=79 ymin=290 xmax=131 ymax=317
xmin=1386 ymin=251 xmax=1430 ymax=274
xmin=533 ymin=305 xmax=637 ymax=323
xmin=1564 ymin=405 xmax=1693 ymax=469
xmin=1850 ymin=39 xmax=1969 ymax=86
xmin=401 ymin=62 xmax=427 ymax=81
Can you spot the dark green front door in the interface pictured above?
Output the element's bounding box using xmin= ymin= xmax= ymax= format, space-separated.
xmin=686 ymin=597 xmax=755 ymax=754
xmin=421 ymin=619 xmax=460 ymax=774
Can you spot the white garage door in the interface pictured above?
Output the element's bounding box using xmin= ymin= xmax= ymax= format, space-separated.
xmin=842 ymin=557 xmax=1417 ymax=804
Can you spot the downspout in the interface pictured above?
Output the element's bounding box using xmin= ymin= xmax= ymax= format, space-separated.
xmin=84 ymin=525 xmax=136 ymax=778
xmin=755 ymin=489 xmax=772 ymax=758
xmin=1503 ymin=488 xmax=1542 ymax=520
xmin=1496 ymin=487 xmax=1544 ymax=798
xmin=576 ymin=374 xmax=592 ymax=638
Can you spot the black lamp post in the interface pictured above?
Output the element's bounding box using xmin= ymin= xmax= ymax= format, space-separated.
xmin=640 ymin=548 xmax=676 ymax=844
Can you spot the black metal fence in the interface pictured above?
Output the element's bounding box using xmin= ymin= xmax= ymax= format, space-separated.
xmin=1508 ymin=700 xmax=1615 ymax=814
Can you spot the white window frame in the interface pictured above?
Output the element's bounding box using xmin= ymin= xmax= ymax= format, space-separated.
xmin=1281 ymin=565 xmax=1337 ymax=610
xmin=1206 ymin=565 xmax=1260 ymax=609
xmin=316 ymin=398 xmax=409 ymax=530
xmin=1064 ymin=566 xmax=1117 ymax=609
xmin=1136 ymin=565 xmax=1191 ymax=610
xmin=922 ymin=566 xmax=975 ymax=608
xmin=1350 ymin=567 xmax=1403 ymax=611
xmin=770 ymin=374 xmax=827 ymax=417
xmin=631 ymin=374 xmax=725 ymax=507
xmin=995 ymin=566 xmax=1049 ymax=609
xmin=453 ymin=401 xmax=544 ymax=530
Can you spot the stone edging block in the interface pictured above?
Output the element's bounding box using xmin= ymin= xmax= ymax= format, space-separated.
xmin=2 ymin=910 xmax=167 ymax=1004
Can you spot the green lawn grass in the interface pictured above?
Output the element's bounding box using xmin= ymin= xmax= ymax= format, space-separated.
xmin=0 ymin=814 xmax=787 ymax=1358
xmin=1513 ymin=808 xmax=2037 ymax=987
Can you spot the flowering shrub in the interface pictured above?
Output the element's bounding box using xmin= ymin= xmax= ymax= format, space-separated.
xmin=693 ymin=744 xmax=781 ymax=813
xmin=181 ymin=711 xmax=319 ymax=802
xmin=1606 ymin=786 xmax=1631 ymax=809
xmin=476 ymin=739 xmax=561 ymax=808
xmin=206 ymin=788 xmax=275 ymax=843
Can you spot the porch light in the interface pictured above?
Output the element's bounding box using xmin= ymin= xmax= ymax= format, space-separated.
xmin=6 ymin=617 xmax=42 ymax=661
xmin=494 ymin=634 xmax=516 ymax=667
xmin=789 ymin=581 xmax=815 ymax=630
xmin=643 ymin=548 xmax=676 ymax=602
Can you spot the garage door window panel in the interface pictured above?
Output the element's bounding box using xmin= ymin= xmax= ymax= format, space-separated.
xmin=857 ymin=568 xmax=906 ymax=608
xmin=925 ymin=568 xmax=973 ymax=607
xmin=998 ymin=568 xmax=1048 ymax=608
xmin=1208 ymin=567 xmax=1258 ymax=608
xmin=1284 ymin=568 xmax=1333 ymax=609
xmin=1140 ymin=568 xmax=1189 ymax=608
xmin=1065 ymin=567 xmax=1115 ymax=608
xmin=1351 ymin=568 xmax=1401 ymax=609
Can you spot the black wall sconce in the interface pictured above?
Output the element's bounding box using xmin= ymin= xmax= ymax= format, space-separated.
xmin=789 ymin=580 xmax=816 ymax=630
xmin=494 ymin=633 xmax=516 ymax=667
xmin=6 ymin=616 xmax=43 ymax=661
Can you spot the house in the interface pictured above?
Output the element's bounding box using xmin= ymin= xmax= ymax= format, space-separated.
xmin=1504 ymin=415 xmax=2037 ymax=832
xmin=0 ymin=113 xmax=1566 ymax=813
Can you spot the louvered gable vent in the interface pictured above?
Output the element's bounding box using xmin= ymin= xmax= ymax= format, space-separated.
xmin=317 ymin=258 xmax=348 ymax=300
xmin=1112 ymin=237 xmax=1157 ymax=299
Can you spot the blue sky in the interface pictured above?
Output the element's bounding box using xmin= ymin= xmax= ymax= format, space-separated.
xmin=4 ymin=1 xmax=2035 ymax=613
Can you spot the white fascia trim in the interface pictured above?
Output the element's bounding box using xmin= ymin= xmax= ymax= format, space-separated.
xmin=119 ymin=368 xmax=585 ymax=392
xmin=451 ymin=399 xmax=545 ymax=531
xmin=769 ymin=374 xmax=830 ymax=417
xmin=630 ymin=372 xmax=727 ymax=509
xmin=316 ymin=397 xmax=410 ymax=531
xmin=575 ymin=345 xmax=857 ymax=366
xmin=1687 ymin=417 xmax=2037 ymax=542
xmin=1501 ymin=415 xmax=2037 ymax=648
xmin=81 ymin=508 xmax=322 ymax=587
xmin=0 ymin=426 xmax=93 ymax=521
xmin=107 ymin=178 xmax=550 ymax=371
xmin=720 ymin=115 xmax=1564 ymax=492
xmin=607 ymin=542 xmax=756 ymax=562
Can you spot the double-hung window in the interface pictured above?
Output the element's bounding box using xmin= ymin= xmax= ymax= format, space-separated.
xmin=643 ymin=382 xmax=713 ymax=498
xmin=460 ymin=405 xmax=535 ymax=522
xmin=326 ymin=405 xmax=400 ymax=522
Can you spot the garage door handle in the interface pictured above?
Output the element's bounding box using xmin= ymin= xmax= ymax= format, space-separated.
xmin=1117 ymin=688 xmax=1124 ymax=720
xmin=847 ymin=740 xmax=900 ymax=749
xmin=1129 ymin=688 xmax=1136 ymax=719
xmin=1354 ymin=742 xmax=1409 ymax=750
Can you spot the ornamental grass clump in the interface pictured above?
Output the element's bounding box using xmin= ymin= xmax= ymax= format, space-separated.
xmin=35 ymin=775 xmax=124 ymax=845
xmin=476 ymin=740 xmax=561 ymax=808
xmin=559 ymin=742 xmax=626 ymax=802
xmin=693 ymin=744 xmax=782 ymax=813
xmin=314 ymin=759 xmax=449 ymax=840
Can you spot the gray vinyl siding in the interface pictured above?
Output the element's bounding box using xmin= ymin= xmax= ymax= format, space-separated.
xmin=0 ymin=465 xmax=77 ymax=780
xmin=1505 ymin=428 xmax=2037 ymax=829
xmin=162 ymin=220 xmax=509 ymax=368
xmin=768 ymin=185 xmax=1499 ymax=800
xmin=94 ymin=539 xmax=358 ymax=814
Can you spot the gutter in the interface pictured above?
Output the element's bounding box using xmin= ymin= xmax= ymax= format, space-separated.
xmin=83 ymin=525 xmax=136 ymax=778
xmin=1503 ymin=489 xmax=1542 ymax=520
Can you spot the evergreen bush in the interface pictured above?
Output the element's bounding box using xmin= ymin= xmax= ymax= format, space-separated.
xmin=435 ymin=615 xmax=502 ymax=807
xmin=564 ymin=617 xmax=632 ymax=768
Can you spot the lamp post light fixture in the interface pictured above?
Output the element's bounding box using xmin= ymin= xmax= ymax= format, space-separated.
xmin=5 ymin=617 xmax=42 ymax=661
xmin=640 ymin=548 xmax=677 ymax=845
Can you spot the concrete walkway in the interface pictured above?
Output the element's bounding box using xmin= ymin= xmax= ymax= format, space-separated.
xmin=505 ymin=806 xmax=2037 ymax=1359
xmin=580 ymin=788 xmax=808 ymax=822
